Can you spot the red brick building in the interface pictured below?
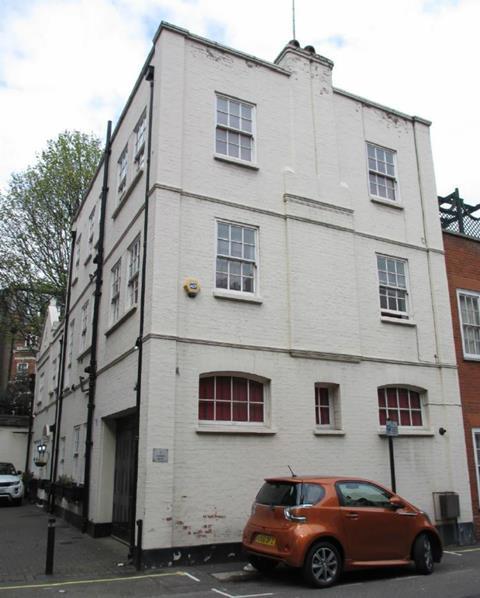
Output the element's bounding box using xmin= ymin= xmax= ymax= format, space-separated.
xmin=440 ymin=189 xmax=480 ymax=538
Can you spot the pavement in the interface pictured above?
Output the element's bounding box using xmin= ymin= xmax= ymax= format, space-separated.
xmin=2 ymin=501 xmax=480 ymax=598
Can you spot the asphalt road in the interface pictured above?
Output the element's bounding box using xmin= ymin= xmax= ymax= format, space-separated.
xmin=2 ymin=547 xmax=480 ymax=597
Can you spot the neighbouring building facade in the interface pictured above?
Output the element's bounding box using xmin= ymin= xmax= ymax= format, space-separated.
xmin=440 ymin=189 xmax=480 ymax=538
xmin=31 ymin=23 xmax=474 ymax=563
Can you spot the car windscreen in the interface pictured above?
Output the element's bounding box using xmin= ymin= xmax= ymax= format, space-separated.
xmin=0 ymin=463 xmax=16 ymax=475
xmin=256 ymin=482 xmax=324 ymax=506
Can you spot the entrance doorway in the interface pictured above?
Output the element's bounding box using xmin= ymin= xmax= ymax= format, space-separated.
xmin=112 ymin=415 xmax=136 ymax=542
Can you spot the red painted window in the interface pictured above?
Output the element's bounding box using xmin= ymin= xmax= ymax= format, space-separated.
xmin=378 ymin=387 xmax=423 ymax=426
xmin=199 ymin=376 xmax=264 ymax=423
xmin=315 ymin=387 xmax=331 ymax=425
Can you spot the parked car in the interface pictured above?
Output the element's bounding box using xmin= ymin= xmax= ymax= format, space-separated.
xmin=0 ymin=462 xmax=24 ymax=506
xmin=242 ymin=475 xmax=442 ymax=588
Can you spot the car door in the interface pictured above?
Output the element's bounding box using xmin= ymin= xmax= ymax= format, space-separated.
xmin=336 ymin=481 xmax=416 ymax=562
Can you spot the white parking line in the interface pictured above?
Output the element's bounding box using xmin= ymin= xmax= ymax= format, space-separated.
xmin=183 ymin=572 xmax=201 ymax=582
xmin=444 ymin=550 xmax=463 ymax=556
xmin=211 ymin=588 xmax=274 ymax=598
xmin=457 ymin=547 xmax=480 ymax=554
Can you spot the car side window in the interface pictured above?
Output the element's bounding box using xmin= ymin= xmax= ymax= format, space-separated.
xmin=337 ymin=481 xmax=392 ymax=508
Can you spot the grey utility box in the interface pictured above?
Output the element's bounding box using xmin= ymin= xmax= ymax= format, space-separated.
xmin=438 ymin=492 xmax=460 ymax=520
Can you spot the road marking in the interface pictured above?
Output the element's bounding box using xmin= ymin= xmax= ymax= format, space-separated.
xmin=183 ymin=572 xmax=201 ymax=582
xmin=0 ymin=571 xmax=193 ymax=592
xmin=211 ymin=589 xmax=274 ymax=598
xmin=457 ymin=547 xmax=480 ymax=554
xmin=444 ymin=550 xmax=463 ymax=556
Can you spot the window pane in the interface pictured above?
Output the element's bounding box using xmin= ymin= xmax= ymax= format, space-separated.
xmin=409 ymin=392 xmax=420 ymax=409
xmin=199 ymin=400 xmax=214 ymax=420
xmin=218 ymin=222 xmax=229 ymax=239
xmin=387 ymin=388 xmax=397 ymax=408
xmin=216 ymin=401 xmax=231 ymax=421
xmin=320 ymin=407 xmax=330 ymax=425
xmin=230 ymin=260 xmax=241 ymax=275
xmin=249 ymin=381 xmax=263 ymax=403
xmin=230 ymin=115 xmax=240 ymax=129
xmin=217 ymin=239 xmax=229 ymax=255
xmin=241 ymin=104 xmax=252 ymax=119
xmin=241 ymin=118 xmax=252 ymax=133
xmin=244 ymin=228 xmax=255 ymax=244
xmin=216 ymin=377 xmax=231 ymax=400
xmin=400 ymin=410 xmax=411 ymax=425
xmin=398 ymin=388 xmax=409 ymax=408
xmin=199 ymin=377 xmax=214 ymax=399
xmin=411 ymin=411 xmax=422 ymax=425
xmin=250 ymin=403 xmax=263 ymax=422
xmin=217 ymin=111 xmax=228 ymax=126
xmin=230 ymin=101 xmax=240 ymax=116
xmin=230 ymin=275 xmax=241 ymax=291
xmin=217 ymin=97 xmax=228 ymax=112
xmin=231 ymin=242 xmax=242 ymax=257
xmin=244 ymin=245 xmax=255 ymax=260
xmin=243 ymin=277 xmax=254 ymax=293
xmin=377 ymin=388 xmax=386 ymax=407
xmin=231 ymin=226 xmax=242 ymax=241
xmin=216 ymin=140 xmax=227 ymax=154
xmin=379 ymin=408 xmax=387 ymax=425
xmin=233 ymin=402 xmax=248 ymax=421
xmin=241 ymin=147 xmax=252 ymax=161
xmin=216 ymin=258 xmax=228 ymax=273
xmin=233 ymin=377 xmax=248 ymax=401
xmin=243 ymin=262 xmax=253 ymax=277
xmin=216 ymin=273 xmax=228 ymax=288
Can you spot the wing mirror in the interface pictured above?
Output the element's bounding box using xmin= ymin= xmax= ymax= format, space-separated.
xmin=389 ymin=496 xmax=405 ymax=509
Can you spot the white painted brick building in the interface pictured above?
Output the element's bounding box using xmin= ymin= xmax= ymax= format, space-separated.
xmin=32 ymin=23 xmax=474 ymax=562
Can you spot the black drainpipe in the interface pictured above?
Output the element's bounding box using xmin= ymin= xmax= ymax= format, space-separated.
xmin=47 ymin=333 xmax=64 ymax=511
xmin=82 ymin=121 xmax=112 ymax=533
xmin=48 ymin=230 xmax=77 ymax=512
xmin=129 ymin=63 xmax=155 ymax=561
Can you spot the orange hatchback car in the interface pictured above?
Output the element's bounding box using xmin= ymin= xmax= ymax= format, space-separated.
xmin=242 ymin=476 xmax=442 ymax=588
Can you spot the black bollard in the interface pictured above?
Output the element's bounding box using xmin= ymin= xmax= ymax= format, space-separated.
xmin=45 ymin=518 xmax=56 ymax=575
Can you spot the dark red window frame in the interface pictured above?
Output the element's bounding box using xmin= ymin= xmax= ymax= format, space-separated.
xmin=199 ymin=375 xmax=264 ymax=423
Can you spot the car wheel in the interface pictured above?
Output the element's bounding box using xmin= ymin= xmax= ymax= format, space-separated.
xmin=248 ymin=555 xmax=278 ymax=574
xmin=413 ymin=533 xmax=434 ymax=575
xmin=303 ymin=541 xmax=341 ymax=588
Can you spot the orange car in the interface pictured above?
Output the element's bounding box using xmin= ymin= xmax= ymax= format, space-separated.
xmin=242 ymin=476 xmax=442 ymax=588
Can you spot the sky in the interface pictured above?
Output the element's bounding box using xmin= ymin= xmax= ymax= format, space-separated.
xmin=0 ymin=0 xmax=479 ymax=203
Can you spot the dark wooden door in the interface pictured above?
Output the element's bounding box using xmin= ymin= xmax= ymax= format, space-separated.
xmin=112 ymin=416 xmax=136 ymax=542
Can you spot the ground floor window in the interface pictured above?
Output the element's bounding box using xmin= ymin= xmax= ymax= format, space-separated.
xmin=378 ymin=387 xmax=423 ymax=426
xmin=199 ymin=375 xmax=264 ymax=423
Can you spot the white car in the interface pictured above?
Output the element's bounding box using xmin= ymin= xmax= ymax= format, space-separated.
xmin=0 ymin=462 xmax=24 ymax=506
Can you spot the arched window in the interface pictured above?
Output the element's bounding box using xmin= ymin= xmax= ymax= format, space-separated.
xmin=377 ymin=387 xmax=423 ymax=427
xmin=199 ymin=375 xmax=264 ymax=423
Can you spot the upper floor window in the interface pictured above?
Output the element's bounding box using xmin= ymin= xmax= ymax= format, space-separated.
xmin=74 ymin=235 xmax=81 ymax=275
xmin=117 ymin=145 xmax=128 ymax=194
xmin=128 ymin=236 xmax=141 ymax=307
xmin=377 ymin=254 xmax=409 ymax=319
xmin=80 ymin=300 xmax=89 ymax=352
xmin=216 ymin=221 xmax=257 ymax=293
xmin=378 ymin=387 xmax=423 ymax=427
xmin=68 ymin=319 xmax=75 ymax=365
xmin=17 ymin=362 xmax=28 ymax=375
xmin=458 ymin=290 xmax=480 ymax=359
xmin=134 ymin=111 xmax=147 ymax=170
xmin=111 ymin=260 xmax=121 ymax=323
xmin=367 ymin=143 xmax=397 ymax=202
xmin=88 ymin=207 xmax=96 ymax=254
xmin=199 ymin=375 xmax=264 ymax=424
xmin=215 ymin=95 xmax=255 ymax=162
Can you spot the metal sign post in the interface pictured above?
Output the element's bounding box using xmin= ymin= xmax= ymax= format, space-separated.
xmin=385 ymin=419 xmax=398 ymax=493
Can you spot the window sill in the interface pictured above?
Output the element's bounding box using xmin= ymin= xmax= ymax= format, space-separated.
xmin=105 ymin=305 xmax=137 ymax=337
xmin=381 ymin=316 xmax=416 ymax=327
xmin=84 ymin=254 xmax=92 ymax=266
xmin=378 ymin=428 xmax=435 ymax=437
xmin=313 ymin=428 xmax=345 ymax=436
xmin=71 ymin=276 xmax=78 ymax=287
xmin=462 ymin=355 xmax=480 ymax=362
xmin=77 ymin=346 xmax=91 ymax=362
xmin=213 ymin=290 xmax=263 ymax=304
xmin=370 ymin=197 xmax=403 ymax=210
xmin=214 ymin=154 xmax=259 ymax=170
xmin=196 ymin=424 xmax=276 ymax=435
xmin=112 ymin=168 xmax=144 ymax=220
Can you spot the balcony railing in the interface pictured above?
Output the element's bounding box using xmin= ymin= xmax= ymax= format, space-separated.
xmin=439 ymin=188 xmax=480 ymax=240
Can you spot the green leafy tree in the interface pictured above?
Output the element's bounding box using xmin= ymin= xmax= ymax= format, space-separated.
xmin=0 ymin=131 xmax=102 ymax=340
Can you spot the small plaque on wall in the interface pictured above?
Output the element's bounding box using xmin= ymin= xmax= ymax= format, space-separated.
xmin=152 ymin=448 xmax=169 ymax=463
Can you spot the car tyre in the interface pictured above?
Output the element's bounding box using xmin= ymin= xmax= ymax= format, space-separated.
xmin=248 ymin=555 xmax=278 ymax=574
xmin=413 ymin=533 xmax=434 ymax=575
xmin=303 ymin=541 xmax=342 ymax=588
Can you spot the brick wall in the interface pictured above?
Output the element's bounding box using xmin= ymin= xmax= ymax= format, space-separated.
xmin=443 ymin=231 xmax=480 ymax=536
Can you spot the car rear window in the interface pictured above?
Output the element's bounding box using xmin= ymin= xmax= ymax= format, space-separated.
xmin=256 ymin=482 xmax=324 ymax=506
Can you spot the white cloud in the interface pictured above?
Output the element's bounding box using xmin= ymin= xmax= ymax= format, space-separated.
xmin=1 ymin=0 xmax=479 ymax=202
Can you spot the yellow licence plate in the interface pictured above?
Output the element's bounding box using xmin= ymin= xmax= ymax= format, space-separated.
xmin=255 ymin=534 xmax=276 ymax=547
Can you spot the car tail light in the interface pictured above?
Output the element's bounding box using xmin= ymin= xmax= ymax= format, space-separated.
xmin=284 ymin=506 xmax=310 ymax=522
xmin=251 ymin=502 xmax=257 ymax=516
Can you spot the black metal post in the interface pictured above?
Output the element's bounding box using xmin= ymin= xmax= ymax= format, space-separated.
xmin=24 ymin=373 xmax=36 ymax=474
xmin=45 ymin=518 xmax=56 ymax=575
xmin=135 ymin=519 xmax=143 ymax=571
xmin=454 ymin=187 xmax=464 ymax=234
xmin=388 ymin=435 xmax=396 ymax=493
